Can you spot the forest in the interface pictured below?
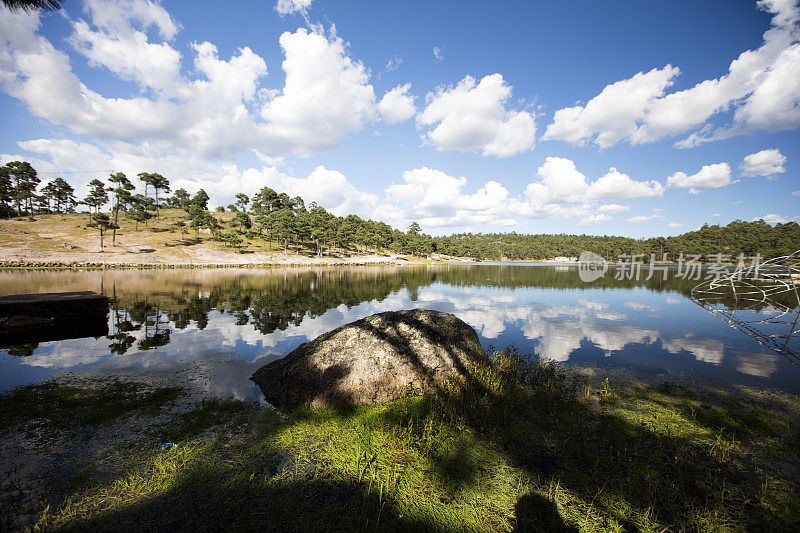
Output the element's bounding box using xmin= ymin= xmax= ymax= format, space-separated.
xmin=2 ymin=160 xmax=799 ymax=261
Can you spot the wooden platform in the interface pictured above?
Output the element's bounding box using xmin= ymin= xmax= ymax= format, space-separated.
xmin=0 ymin=291 xmax=109 ymax=346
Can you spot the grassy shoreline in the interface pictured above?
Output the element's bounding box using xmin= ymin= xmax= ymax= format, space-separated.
xmin=2 ymin=353 xmax=799 ymax=531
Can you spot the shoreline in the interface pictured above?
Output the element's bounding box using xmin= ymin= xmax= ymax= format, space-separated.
xmin=0 ymin=254 xmax=426 ymax=270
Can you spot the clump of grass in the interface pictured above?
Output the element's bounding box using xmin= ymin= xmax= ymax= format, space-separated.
xmin=12 ymin=352 xmax=800 ymax=531
xmin=0 ymin=378 xmax=183 ymax=430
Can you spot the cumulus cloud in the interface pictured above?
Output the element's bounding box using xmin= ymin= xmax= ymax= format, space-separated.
xmin=0 ymin=4 xmax=377 ymax=160
xmin=384 ymin=167 xmax=517 ymax=228
xmin=740 ymin=148 xmax=787 ymax=177
xmin=378 ymin=83 xmax=416 ymax=123
xmin=543 ymin=0 xmax=800 ymax=148
xmin=755 ymin=213 xmax=796 ymax=224
xmin=382 ymin=156 xmax=666 ymax=229
xmin=433 ymin=46 xmax=443 ymax=62
xmin=542 ymin=66 xmax=679 ymax=149
xmin=587 ymin=167 xmax=664 ymax=199
xmin=259 ymin=26 xmax=377 ymax=156
xmin=666 ymin=163 xmax=732 ymax=193
xmin=417 ymin=74 xmax=536 ymax=157
xmin=525 ymin=157 xmax=663 ymax=207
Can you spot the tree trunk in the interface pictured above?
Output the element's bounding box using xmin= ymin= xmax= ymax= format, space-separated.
xmin=99 ymin=228 xmax=104 ymax=252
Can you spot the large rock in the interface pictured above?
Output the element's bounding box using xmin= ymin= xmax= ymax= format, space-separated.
xmin=251 ymin=309 xmax=488 ymax=406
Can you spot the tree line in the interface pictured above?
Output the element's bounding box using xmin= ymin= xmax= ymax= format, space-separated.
xmin=2 ymin=160 xmax=798 ymax=259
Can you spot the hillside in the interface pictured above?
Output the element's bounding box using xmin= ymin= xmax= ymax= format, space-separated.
xmin=0 ymin=210 xmax=413 ymax=267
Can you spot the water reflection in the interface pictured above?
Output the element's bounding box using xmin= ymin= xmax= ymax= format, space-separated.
xmin=0 ymin=265 xmax=796 ymax=397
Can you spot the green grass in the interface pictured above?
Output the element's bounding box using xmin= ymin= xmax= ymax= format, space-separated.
xmin=5 ymin=353 xmax=800 ymax=531
xmin=0 ymin=378 xmax=183 ymax=430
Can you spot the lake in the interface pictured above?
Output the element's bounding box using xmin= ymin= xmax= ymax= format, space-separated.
xmin=1 ymin=264 xmax=798 ymax=401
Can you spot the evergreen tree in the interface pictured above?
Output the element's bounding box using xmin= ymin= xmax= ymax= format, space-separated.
xmin=0 ymin=166 xmax=13 ymax=217
xmin=171 ymin=188 xmax=191 ymax=209
xmin=191 ymin=189 xmax=210 ymax=210
xmin=128 ymin=194 xmax=154 ymax=229
xmin=83 ymin=179 xmax=109 ymax=221
xmin=5 ymin=161 xmax=39 ymax=216
xmin=87 ymin=212 xmax=118 ymax=251
xmin=108 ymin=172 xmax=134 ymax=245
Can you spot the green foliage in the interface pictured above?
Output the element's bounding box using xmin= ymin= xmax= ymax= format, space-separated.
xmin=87 ymin=212 xmax=119 ymax=250
xmin=170 ymin=188 xmax=191 ymax=209
xmin=21 ymin=360 xmax=800 ymax=532
xmin=83 ymin=179 xmax=109 ymax=218
xmin=0 ymin=379 xmax=182 ymax=430
xmin=431 ymin=220 xmax=800 ymax=261
xmin=39 ymin=177 xmax=77 ymax=214
xmin=3 ymin=160 xmax=39 ymax=216
xmin=191 ymin=188 xmax=210 ymax=210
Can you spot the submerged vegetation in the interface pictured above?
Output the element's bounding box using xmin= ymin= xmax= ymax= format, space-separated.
xmin=2 ymin=351 xmax=799 ymax=531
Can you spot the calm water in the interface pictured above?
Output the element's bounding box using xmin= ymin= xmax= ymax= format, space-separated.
xmin=1 ymin=265 xmax=798 ymax=401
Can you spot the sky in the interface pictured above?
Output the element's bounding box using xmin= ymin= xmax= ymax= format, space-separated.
xmin=0 ymin=0 xmax=798 ymax=237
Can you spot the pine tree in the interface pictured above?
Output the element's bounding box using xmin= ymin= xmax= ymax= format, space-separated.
xmin=87 ymin=212 xmax=119 ymax=252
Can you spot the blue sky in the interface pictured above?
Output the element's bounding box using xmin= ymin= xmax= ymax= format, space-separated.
xmin=0 ymin=0 xmax=798 ymax=237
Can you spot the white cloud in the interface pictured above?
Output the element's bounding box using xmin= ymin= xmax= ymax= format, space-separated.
xmin=275 ymin=0 xmax=312 ymax=16
xmin=381 ymin=157 xmax=665 ymax=229
xmin=433 ymin=46 xmax=443 ymax=62
xmin=755 ymin=213 xmax=796 ymax=224
xmin=793 ymin=190 xmax=800 ymax=196
xmin=741 ymin=148 xmax=787 ymax=177
xmin=82 ymin=0 xmax=179 ymax=40
xmin=525 ymin=157 xmax=588 ymax=204
xmin=525 ymin=157 xmax=663 ymax=208
xmin=579 ymin=213 xmax=611 ymax=225
xmin=543 ymin=0 xmax=800 ymax=148
xmin=68 ymin=0 xmax=182 ymax=94
xmin=667 ymin=163 xmax=732 ymax=193
xmin=627 ymin=214 xmax=662 ymax=223
xmin=0 ymin=5 xmax=377 ymax=161
xmin=385 ymin=54 xmax=402 ymax=72
xmin=417 ymin=74 xmax=536 ymax=157
xmin=384 ymin=167 xmax=516 ymax=228
xmin=380 ymin=156 xmax=667 ymax=230
xmin=259 ymin=26 xmax=377 ymax=156
xmin=598 ymin=203 xmax=630 ymax=214
xmin=542 ymin=66 xmax=679 ymax=149
xmin=586 ymin=167 xmax=664 ymax=199
xmin=668 ymin=222 xmax=683 ymax=228
xmin=378 ymin=83 xmax=416 ymax=123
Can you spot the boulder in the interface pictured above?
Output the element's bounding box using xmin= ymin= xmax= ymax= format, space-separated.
xmin=251 ymin=309 xmax=488 ymax=406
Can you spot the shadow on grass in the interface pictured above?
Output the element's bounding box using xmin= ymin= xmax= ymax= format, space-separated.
xmin=24 ymin=347 xmax=800 ymax=531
